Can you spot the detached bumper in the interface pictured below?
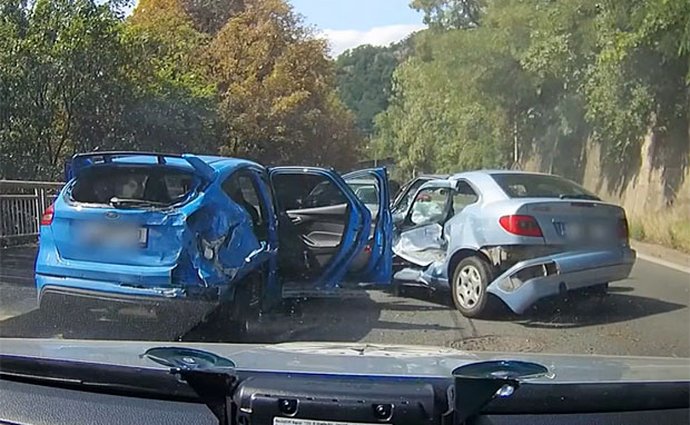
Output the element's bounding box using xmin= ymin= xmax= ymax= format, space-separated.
xmin=36 ymin=274 xmax=223 ymax=313
xmin=487 ymin=247 xmax=636 ymax=314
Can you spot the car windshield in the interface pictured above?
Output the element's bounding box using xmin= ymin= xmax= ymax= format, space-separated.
xmin=491 ymin=173 xmax=600 ymax=200
xmin=0 ymin=0 xmax=688 ymax=379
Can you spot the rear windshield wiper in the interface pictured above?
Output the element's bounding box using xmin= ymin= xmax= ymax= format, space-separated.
xmin=109 ymin=197 xmax=170 ymax=208
xmin=558 ymin=193 xmax=600 ymax=201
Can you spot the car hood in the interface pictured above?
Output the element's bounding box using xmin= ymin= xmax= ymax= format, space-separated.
xmin=0 ymin=338 xmax=688 ymax=383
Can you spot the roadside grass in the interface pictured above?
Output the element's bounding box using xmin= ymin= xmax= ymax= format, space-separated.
xmin=630 ymin=209 xmax=690 ymax=254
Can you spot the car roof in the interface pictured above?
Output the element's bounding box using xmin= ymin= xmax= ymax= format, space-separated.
xmin=416 ymin=173 xmax=450 ymax=179
xmin=76 ymin=152 xmax=261 ymax=174
xmin=194 ymin=155 xmax=261 ymax=172
xmin=449 ymin=169 xmax=551 ymax=180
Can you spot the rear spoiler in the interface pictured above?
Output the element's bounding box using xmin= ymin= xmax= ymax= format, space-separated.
xmin=66 ymin=151 xmax=216 ymax=181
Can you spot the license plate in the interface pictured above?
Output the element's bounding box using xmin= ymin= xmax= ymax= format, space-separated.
xmin=566 ymin=223 xmax=584 ymax=240
xmin=80 ymin=225 xmax=148 ymax=246
xmin=555 ymin=221 xmax=612 ymax=242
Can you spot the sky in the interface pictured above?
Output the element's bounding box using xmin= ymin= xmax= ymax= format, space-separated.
xmin=288 ymin=0 xmax=426 ymax=56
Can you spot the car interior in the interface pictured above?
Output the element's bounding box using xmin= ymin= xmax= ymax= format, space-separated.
xmin=70 ymin=166 xmax=195 ymax=206
xmin=270 ymin=173 xmax=352 ymax=279
xmin=396 ymin=181 xmax=479 ymax=266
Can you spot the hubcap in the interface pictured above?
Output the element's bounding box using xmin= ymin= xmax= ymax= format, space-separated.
xmin=456 ymin=265 xmax=483 ymax=309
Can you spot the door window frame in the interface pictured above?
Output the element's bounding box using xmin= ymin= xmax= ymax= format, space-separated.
xmin=221 ymin=167 xmax=272 ymax=242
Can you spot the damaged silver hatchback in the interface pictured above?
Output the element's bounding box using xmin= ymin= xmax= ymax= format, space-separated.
xmin=392 ymin=171 xmax=636 ymax=318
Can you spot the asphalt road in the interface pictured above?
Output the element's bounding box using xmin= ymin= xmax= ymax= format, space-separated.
xmin=1 ymin=246 xmax=688 ymax=357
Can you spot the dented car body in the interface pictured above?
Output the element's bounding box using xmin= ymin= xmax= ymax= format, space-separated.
xmin=35 ymin=152 xmax=393 ymax=322
xmin=392 ymin=170 xmax=636 ymax=317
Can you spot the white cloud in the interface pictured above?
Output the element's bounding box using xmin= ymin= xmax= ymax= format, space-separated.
xmin=321 ymin=24 xmax=425 ymax=57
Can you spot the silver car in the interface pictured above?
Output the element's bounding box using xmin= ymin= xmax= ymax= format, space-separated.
xmin=392 ymin=170 xmax=637 ymax=318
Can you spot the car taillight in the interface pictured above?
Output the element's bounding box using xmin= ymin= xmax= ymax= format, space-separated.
xmin=499 ymin=215 xmax=543 ymax=237
xmin=40 ymin=204 xmax=54 ymax=226
xmin=618 ymin=217 xmax=629 ymax=240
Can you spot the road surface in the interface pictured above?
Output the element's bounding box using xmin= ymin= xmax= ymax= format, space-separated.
xmin=1 ymin=245 xmax=688 ymax=357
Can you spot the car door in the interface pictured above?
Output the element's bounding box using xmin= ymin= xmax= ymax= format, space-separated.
xmin=342 ymin=168 xmax=393 ymax=284
xmin=391 ymin=176 xmax=434 ymax=224
xmin=393 ymin=180 xmax=456 ymax=267
xmin=268 ymin=167 xmax=391 ymax=290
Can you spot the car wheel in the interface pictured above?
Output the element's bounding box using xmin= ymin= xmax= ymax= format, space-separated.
xmin=451 ymin=256 xmax=495 ymax=318
xmin=229 ymin=274 xmax=263 ymax=340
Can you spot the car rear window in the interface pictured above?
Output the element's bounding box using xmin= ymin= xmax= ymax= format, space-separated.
xmin=491 ymin=173 xmax=600 ymax=200
xmin=69 ymin=166 xmax=197 ymax=206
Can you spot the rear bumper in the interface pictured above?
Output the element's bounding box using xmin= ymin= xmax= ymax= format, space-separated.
xmin=36 ymin=274 xmax=222 ymax=312
xmin=487 ymin=247 xmax=636 ymax=314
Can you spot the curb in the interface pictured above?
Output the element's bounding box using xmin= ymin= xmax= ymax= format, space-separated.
xmin=632 ymin=241 xmax=690 ymax=275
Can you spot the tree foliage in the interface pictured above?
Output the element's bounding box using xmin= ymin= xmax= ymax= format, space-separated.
xmin=334 ymin=43 xmax=407 ymax=136
xmin=0 ymin=0 xmax=129 ymax=179
xmin=0 ymin=0 xmax=362 ymax=179
xmin=374 ymin=0 xmax=689 ymax=182
xmin=410 ymin=0 xmax=484 ymax=29
xmin=207 ymin=0 xmax=360 ymax=167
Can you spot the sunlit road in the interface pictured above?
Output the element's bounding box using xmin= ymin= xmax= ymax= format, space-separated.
xmin=1 ymin=246 xmax=688 ymax=357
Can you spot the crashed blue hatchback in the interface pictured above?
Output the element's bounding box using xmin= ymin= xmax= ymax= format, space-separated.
xmin=35 ymin=152 xmax=392 ymax=329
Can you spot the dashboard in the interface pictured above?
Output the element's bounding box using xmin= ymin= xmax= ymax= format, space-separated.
xmin=1 ymin=372 xmax=688 ymax=425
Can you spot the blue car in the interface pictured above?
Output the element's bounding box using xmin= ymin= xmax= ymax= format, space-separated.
xmin=35 ymin=152 xmax=393 ymax=329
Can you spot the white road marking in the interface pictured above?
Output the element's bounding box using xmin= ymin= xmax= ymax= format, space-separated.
xmin=637 ymin=253 xmax=690 ymax=275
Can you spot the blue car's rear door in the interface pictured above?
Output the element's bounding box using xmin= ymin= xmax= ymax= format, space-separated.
xmin=342 ymin=168 xmax=393 ymax=285
xmin=269 ymin=167 xmax=373 ymax=291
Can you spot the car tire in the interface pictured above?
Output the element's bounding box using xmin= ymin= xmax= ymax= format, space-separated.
xmin=451 ymin=256 xmax=495 ymax=318
xmin=227 ymin=274 xmax=263 ymax=340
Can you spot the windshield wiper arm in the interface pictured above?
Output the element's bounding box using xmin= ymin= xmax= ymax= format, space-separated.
xmin=109 ymin=197 xmax=169 ymax=208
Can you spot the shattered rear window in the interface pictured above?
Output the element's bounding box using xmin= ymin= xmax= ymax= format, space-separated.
xmin=69 ymin=166 xmax=196 ymax=206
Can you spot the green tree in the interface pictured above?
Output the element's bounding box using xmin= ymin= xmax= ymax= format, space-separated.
xmin=335 ymin=43 xmax=407 ymax=135
xmin=126 ymin=0 xmax=218 ymax=154
xmin=585 ymin=0 xmax=690 ymax=170
xmin=410 ymin=0 xmax=484 ymax=29
xmin=375 ymin=0 xmax=689 ymax=186
xmin=0 ymin=0 xmax=130 ymax=179
xmin=373 ymin=1 xmax=537 ymax=178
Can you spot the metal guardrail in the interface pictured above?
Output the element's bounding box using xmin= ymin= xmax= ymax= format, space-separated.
xmin=0 ymin=180 xmax=64 ymax=245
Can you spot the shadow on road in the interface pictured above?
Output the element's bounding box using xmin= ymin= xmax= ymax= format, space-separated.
xmin=183 ymin=294 xmax=458 ymax=344
xmin=510 ymin=291 xmax=686 ymax=329
xmin=393 ymin=285 xmax=686 ymax=328
xmin=0 ymin=292 xmax=455 ymax=344
xmin=0 ymin=307 xmax=202 ymax=341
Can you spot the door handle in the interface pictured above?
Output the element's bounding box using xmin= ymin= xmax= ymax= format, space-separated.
xmin=291 ymin=216 xmax=303 ymax=225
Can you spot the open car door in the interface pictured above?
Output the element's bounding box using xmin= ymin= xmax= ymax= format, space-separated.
xmin=269 ymin=167 xmax=392 ymax=296
xmin=342 ymin=168 xmax=393 ymax=284
xmin=393 ymin=179 xmax=457 ymax=267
